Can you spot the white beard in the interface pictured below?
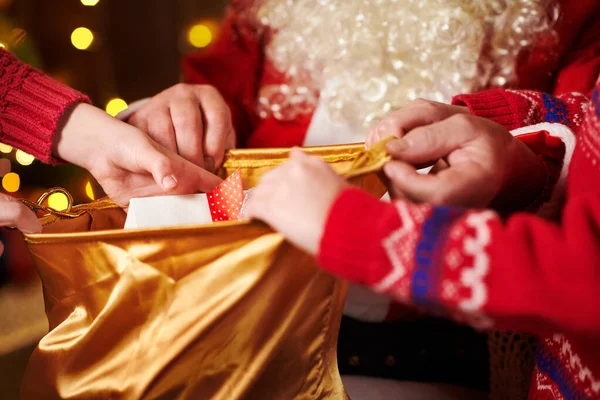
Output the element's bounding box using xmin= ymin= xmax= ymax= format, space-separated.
xmin=256 ymin=0 xmax=558 ymax=130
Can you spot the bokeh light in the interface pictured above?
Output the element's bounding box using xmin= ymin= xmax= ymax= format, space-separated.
xmin=85 ymin=181 xmax=95 ymax=200
xmin=105 ymin=98 xmax=128 ymax=116
xmin=15 ymin=150 xmax=35 ymax=166
xmin=71 ymin=27 xmax=94 ymax=50
xmin=188 ymin=23 xmax=212 ymax=48
xmin=0 ymin=143 xmax=12 ymax=153
xmin=2 ymin=172 xmax=20 ymax=193
xmin=81 ymin=0 xmax=100 ymax=6
xmin=48 ymin=192 xmax=69 ymax=211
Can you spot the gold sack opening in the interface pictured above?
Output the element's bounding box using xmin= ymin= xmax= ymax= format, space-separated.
xmin=20 ymin=141 xmax=390 ymax=400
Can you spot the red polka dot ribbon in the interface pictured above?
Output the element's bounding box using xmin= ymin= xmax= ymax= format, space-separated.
xmin=207 ymin=168 xmax=245 ymax=222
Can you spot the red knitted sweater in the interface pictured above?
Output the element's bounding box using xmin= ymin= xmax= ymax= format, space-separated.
xmin=318 ymin=84 xmax=600 ymax=399
xmin=0 ymin=49 xmax=89 ymax=164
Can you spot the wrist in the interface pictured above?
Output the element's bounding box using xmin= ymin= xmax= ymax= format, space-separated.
xmin=53 ymin=103 xmax=134 ymax=171
xmin=491 ymin=137 xmax=545 ymax=211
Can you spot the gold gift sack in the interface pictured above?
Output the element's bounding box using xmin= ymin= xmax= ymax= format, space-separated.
xmin=21 ymin=143 xmax=389 ymax=400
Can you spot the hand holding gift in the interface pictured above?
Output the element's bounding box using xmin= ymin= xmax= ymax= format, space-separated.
xmin=244 ymin=149 xmax=349 ymax=256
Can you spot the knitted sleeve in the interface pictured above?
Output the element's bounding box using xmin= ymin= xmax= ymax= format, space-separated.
xmin=318 ymin=185 xmax=600 ymax=338
xmin=317 ymin=84 xmax=600 ymax=338
xmin=452 ymin=89 xmax=588 ymax=132
xmin=0 ymin=50 xmax=90 ymax=164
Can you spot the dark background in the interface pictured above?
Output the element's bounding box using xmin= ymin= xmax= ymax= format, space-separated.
xmin=0 ymin=0 xmax=229 ymax=204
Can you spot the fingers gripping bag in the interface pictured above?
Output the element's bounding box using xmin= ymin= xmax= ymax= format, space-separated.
xmin=20 ymin=141 xmax=391 ymax=400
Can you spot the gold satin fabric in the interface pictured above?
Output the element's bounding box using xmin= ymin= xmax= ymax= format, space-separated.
xmin=22 ymin=142 xmax=389 ymax=400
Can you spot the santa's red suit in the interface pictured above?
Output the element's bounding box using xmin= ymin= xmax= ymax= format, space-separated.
xmin=177 ymin=0 xmax=600 ymax=397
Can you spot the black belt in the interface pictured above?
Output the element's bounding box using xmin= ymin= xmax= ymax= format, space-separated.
xmin=337 ymin=316 xmax=490 ymax=392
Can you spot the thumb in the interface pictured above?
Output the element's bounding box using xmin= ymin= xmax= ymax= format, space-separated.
xmin=290 ymin=147 xmax=309 ymax=160
xmin=137 ymin=141 xmax=222 ymax=193
xmin=386 ymin=116 xmax=477 ymax=165
xmin=0 ymin=198 xmax=42 ymax=234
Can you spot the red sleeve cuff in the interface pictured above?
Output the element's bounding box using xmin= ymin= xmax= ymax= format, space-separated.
xmin=452 ymin=89 xmax=534 ymax=131
xmin=515 ymin=130 xmax=566 ymax=213
xmin=318 ymin=188 xmax=400 ymax=285
xmin=0 ymin=51 xmax=90 ymax=164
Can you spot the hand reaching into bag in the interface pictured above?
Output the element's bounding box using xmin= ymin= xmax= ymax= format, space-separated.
xmin=244 ymin=149 xmax=348 ymax=256
xmin=127 ymin=83 xmax=236 ymax=172
xmin=53 ymin=103 xmax=223 ymax=206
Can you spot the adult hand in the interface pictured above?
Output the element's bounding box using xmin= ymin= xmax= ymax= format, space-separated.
xmin=366 ymin=99 xmax=469 ymax=148
xmin=128 ymin=83 xmax=236 ymax=172
xmin=383 ymin=113 xmax=545 ymax=208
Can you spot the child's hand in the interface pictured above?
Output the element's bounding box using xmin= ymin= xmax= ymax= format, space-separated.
xmin=0 ymin=193 xmax=42 ymax=254
xmin=383 ymin=114 xmax=545 ymax=208
xmin=366 ymin=99 xmax=469 ymax=148
xmin=54 ymin=103 xmax=223 ymax=206
xmin=244 ymin=149 xmax=348 ymax=256
xmin=128 ymin=84 xmax=236 ymax=172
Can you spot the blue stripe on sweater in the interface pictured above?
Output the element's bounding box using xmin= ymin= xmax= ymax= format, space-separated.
xmin=411 ymin=206 xmax=464 ymax=312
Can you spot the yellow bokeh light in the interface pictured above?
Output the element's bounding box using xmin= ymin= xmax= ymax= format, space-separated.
xmin=105 ymin=98 xmax=128 ymax=117
xmin=15 ymin=150 xmax=35 ymax=166
xmin=85 ymin=181 xmax=95 ymax=200
xmin=0 ymin=143 xmax=12 ymax=153
xmin=2 ymin=172 xmax=20 ymax=193
xmin=0 ymin=43 xmax=6 ymax=49
xmin=71 ymin=27 xmax=94 ymax=50
xmin=188 ymin=24 xmax=212 ymax=48
xmin=81 ymin=0 xmax=100 ymax=5
xmin=48 ymin=192 xmax=69 ymax=211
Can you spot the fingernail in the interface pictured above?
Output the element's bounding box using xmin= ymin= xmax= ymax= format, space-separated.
xmin=386 ymin=139 xmax=409 ymax=153
xmin=204 ymin=156 xmax=215 ymax=172
xmin=162 ymin=175 xmax=178 ymax=189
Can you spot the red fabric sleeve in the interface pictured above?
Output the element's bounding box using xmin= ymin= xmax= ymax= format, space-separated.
xmin=451 ymin=89 xmax=588 ymax=132
xmin=551 ymin=1 xmax=600 ymax=96
xmin=513 ymin=130 xmax=565 ymax=213
xmin=318 ymin=187 xmax=600 ymax=339
xmin=0 ymin=50 xmax=90 ymax=164
xmin=182 ymin=8 xmax=264 ymax=148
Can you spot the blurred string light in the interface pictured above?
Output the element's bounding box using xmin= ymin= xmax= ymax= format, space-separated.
xmin=105 ymin=98 xmax=128 ymax=116
xmin=85 ymin=181 xmax=95 ymax=200
xmin=0 ymin=143 xmax=12 ymax=153
xmin=188 ymin=23 xmax=213 ymax=48
xmin=0 ymin=42 xmax=6 ymax=49
xmin=48 ymin=192 xmax=69 ymax=211
xmin=2 ymin=172 xmax=19 ymax=193
xmin=15 ymin=150 xmax=34 ymax=166
xmin=81 ymin=0 xmax=100 ymax=6
xmin=71 ymin=27 xmax=94 ymax=50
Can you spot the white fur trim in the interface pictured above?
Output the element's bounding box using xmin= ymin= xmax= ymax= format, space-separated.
xmin=510 ymin=123 xmax=576 ymax=220
xmin=115 ymin=98 xmax=150 ymax=121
